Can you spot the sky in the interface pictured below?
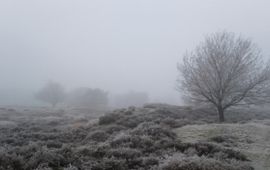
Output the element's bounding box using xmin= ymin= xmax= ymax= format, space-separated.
xmin=0 ymin=0 xmax=270 ymax=105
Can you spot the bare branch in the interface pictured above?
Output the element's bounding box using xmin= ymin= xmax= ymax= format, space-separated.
xmin=177 ymin=31 xmax=270 ymax=122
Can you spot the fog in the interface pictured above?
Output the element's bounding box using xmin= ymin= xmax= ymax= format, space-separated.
xmin=0 ymin=0 xmax=270 ymax=106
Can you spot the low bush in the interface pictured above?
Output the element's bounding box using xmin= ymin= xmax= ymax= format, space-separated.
xmin=85 ymin=130 xmax=109 ymax=142
xmin=0 ymin=104 xmax=257 ymax=169
xmin=173 ymin=142 xmax=248 ymax=161
xmin=103 ymin=124 xmax=125 ymax=134
xmin=106 ymin=147 xmax=142 ymax=160
xmin=131 ymin=122 xmax=176 ymax=140
xmin=209 ymin=135 xmax=237 ymax=147
xmin=63 ymin=165 xmax=78 ymax=170
xmin=46 ymin=141 xmax=62 ymax=148
xmin=99 ymin=113 xmax=120 ymax=125
xmin=160 ymin=155 xmax=253 ymax=170
xmin=91 ymin=158 xmax=128 ymax=170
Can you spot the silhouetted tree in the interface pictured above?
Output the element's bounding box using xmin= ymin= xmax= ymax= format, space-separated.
xmin=67 ymin=87 xmax=108 ymax=109
xmin=35 ymin=81 xmax=65 ymax=107
xmin=177 ymin=32 xmax=270 ymax=122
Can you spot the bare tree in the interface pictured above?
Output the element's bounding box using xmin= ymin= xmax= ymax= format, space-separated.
xmin=177 ymin=32 xmax=270 ymax=122
xmin=67 ymin=87 xmax=108 ymax=110
xmin=35 ymin=81 xmax=66 ymax=107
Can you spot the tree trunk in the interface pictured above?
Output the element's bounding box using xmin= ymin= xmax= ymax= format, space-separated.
xmin=217 ymin=106 xmax=225 ymax=122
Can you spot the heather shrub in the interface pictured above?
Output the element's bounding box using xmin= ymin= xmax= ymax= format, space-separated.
xmin=106 ymin=147 xmax=142 ymax=160
xmin=116 ymin=115 xmax=143 ymax=128
xmin=91 ymin=158 xmax=128 ymax=170
xmin=46 ymin=140 xmax=62 ymax=148
xmin=63 ymin=165 xmax=78 ymax=170
xmin=60 ymin=126 xmax=89 ymax=143
xmin=172 ymin=142 xmax=248 ymax=161
xmin=160 ymin=155 xmax=253 ymax=170
xmin=161 ymin=118 xmax=190 ymax=128
xmin=110 ymin=133 xmax=157 ymax=153
xmin=110 ymin=133 xmax=135 ymax=147
xmin=99 ymin=113 xmax=121 ymax=125
xmin=88 ymin=143 xmax=110 ymax=158
xmin=209 ymin=135 xmax=237 ymax=147
xmin=0 ymin=150 xmax=24 ymax=170
xmin=24 ymin=147 xmax=67 ymax=169
xmin=0 ymin=104 xmax=258 ymax=170
xmin=85 ymin=130 xmax=109 ymax=142
xmin=131 ymin=122 xmax=176 ymax=140
xmin=34 ymin=163 xmax=53 ymax=170
xmin=142 ymin=156 xmax=159 ymax=167
xmin=98 ymin=107 xmax=137 ymax=126
xmin=106 ymin=148 xmax=143 ymax=168
xmin=103 ymin=124 xmax=125 ymax=134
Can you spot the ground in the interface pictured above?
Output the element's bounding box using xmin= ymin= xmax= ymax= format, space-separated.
xmin=175 ymin=120 xmax=270 ymax=170
xmin=0 ymin=104 xmax=269 ymax=170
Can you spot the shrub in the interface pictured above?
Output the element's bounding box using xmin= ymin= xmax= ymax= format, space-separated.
xmin=103 ymin=124 xmax=125 ymax=134
xmin=110 ymin=133 xmax=156 ymax=153
xmin=160 ymin=155 xmax=253 ymax=170
xmin=24 ymin=147 xmax=67 ymax=169
xmin=172 ymin=142 xmax=248 ymax=161
xmin=0 ymin=150 xmax=24 ymax=170
xmin=131 ymin=122 xmax=176 ymax=140
xmin=0 ymin=104 xmax=257 ymax=170
xmin=91 ymin=158 xmax=128 ymax=170
xmin=86 ymin=130 xmax=109 ymax=142
xmin=89 ymin=144 xmax=110 ymax=158
xmin=105 ymin=148 xmax=143 ymax=169
xmin=46 ymin=141 xmax=63 ymax=148
xmin=106 ymin=147 xmax=141 ymax=160
xmin=142 ymin=156 xmax=159 ymax=167
xmin=209 ymin=135 xmax=237 ymax=147
xmin=99 ymin=113 xmax=121 ymax=125
xmin=116 ymin=115 xmax=143 ymax=128
xmin=63 ymin=165 xmax=78 ymax=170
xmin=35 ymin=163 xmax=53 ymax=170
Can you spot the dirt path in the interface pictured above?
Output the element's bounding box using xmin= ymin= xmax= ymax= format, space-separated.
xmin=174 ymin=120 xmax=270 ymax=170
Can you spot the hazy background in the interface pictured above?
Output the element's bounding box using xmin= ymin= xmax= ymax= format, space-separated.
xmin=0 ymin=0 xmax=270 ymax=106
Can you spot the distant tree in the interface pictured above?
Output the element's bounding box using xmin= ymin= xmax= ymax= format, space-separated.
xmin=177 ymin=32 xmax=270 ymax=122
xmin=113 ymin=91 xmax=149 ymax=108
xmin=67 ymin=87 xmax=108 ymax=109
xmin=35 ymin=81 xmax=65 ymax=107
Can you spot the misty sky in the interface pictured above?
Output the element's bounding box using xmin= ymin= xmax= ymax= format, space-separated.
xmin=0 ymin=0 xmax=270 ymax=105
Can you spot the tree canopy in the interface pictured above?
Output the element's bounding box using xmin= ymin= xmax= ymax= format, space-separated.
xmin=177 ymin=32 xmax=270 ymax=122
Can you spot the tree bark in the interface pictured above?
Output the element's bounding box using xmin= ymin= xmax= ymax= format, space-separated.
xmin=217 ymin=106 xmax=225 ymax=122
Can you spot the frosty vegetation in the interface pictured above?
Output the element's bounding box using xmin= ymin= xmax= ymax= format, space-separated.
xmin=1 ymin=104 xmax=267 ymax=170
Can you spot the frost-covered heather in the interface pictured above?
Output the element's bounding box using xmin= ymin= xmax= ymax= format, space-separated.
xmin=1 ymin=104 xmax=269 ymax=170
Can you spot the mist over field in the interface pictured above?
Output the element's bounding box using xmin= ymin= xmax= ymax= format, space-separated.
xmin=1 ymin=1 xmax=270 ymax=170
xmin=1 ymin=0 xmax=270 ymax=106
